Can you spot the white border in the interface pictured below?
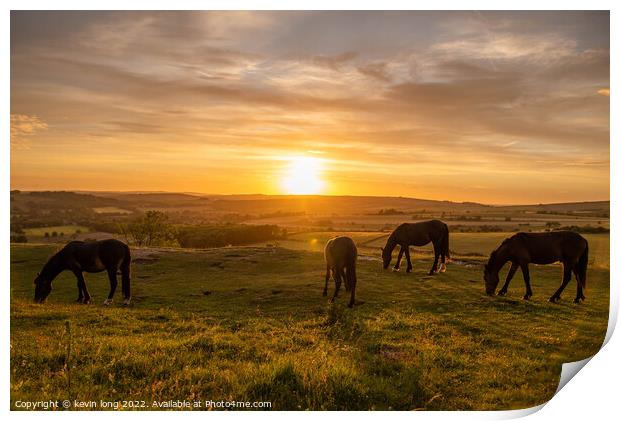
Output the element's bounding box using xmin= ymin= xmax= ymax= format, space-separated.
xmin=3 ymin=2 xmax=616 ymax=420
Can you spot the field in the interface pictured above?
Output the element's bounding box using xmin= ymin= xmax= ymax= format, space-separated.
xmin=10 ymin=233 xmax=609 ymax=410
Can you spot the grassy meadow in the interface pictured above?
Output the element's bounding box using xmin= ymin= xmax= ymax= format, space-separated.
xmin=10 ymin=233 xmax=609 ymax=410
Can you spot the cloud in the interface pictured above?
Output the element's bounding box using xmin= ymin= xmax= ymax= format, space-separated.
xmin=598 ymin=88 xmax=610 ymax=96
xmin=357 ymin=62 xmax=392 ymax=82
xmin=10 ymin=114 xmax=48 ymax=148
xmin=312 ymin=51 xmax=357 ymax=70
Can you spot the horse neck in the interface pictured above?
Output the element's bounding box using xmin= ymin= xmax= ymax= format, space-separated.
xmin=41 ymin=254 xmax=66 ymax=281
xmin=385 ymin=234 xmax=398 ymax=254
xmin=489 ymin=245 xmax=510 ymax=272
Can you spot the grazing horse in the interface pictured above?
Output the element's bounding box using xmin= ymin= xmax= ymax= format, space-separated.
xmin=323 ymin=236 xmax=358 ymax=308
xmin=381 ymin=220 xmax=450 ymax=275
xmin=483 ymin=231 xmax=588 ymax=303
xmin=34 ymin=239 xmax=132 ymax=305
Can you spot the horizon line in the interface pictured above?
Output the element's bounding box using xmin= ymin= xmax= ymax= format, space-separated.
xmin=10 ymin=188 xmax=611 ymax=208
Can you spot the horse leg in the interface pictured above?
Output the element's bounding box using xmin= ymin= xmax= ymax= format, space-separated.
xmin=348 ymin=281 xmax=356 ymax=308
xmin=404 ymin=246 xmax=413 ymax=273
xmin=429 ymin=242 xmax=440 ymax=275
xmin=104 ymin=268 xmax=117 ymax=306
xmin=323 ymin=264 xmax=330 ymax=297
xmin=498 ymin=263 xmax=518 ymax=296
xmin=550 ymin=264 xmax=572 ymax=303
xmin=439 ymin=252 xmax=446 ymax=273
xmin=521 ymin=264 xmax=533 ymax=300
xmin=75 ymin=271 xmax=90 ymax=304
xmin=573 ymin=268 xmax=586 ymax=303
xmin=393 ymin=246 xmax=405 ymax=271
xmin=330 ymin=269 xmax=343 ymax=303
xmin=73 ymin=270 xmax=85 ymax=303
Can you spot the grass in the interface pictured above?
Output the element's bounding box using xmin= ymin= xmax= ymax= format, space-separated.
xmin=23 ymin=225 xmax=90 ymax=237
xmin=10 ymin=239 xmax=609 ymax=410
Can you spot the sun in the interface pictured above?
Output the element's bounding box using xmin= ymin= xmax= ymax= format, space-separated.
xmin=281 ymin=156 xmax=324 ymax=195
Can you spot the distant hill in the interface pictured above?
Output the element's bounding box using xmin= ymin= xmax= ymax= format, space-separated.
xmin=13 ymin=190 xmax=609 ymax=215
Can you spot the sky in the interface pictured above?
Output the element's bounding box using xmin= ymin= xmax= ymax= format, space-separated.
xmin=10 ymin=11 xmax=609 ymax=204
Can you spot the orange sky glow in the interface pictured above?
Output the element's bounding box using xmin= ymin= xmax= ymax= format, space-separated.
xmin=10 ymin=11 xmax=609 ymax=204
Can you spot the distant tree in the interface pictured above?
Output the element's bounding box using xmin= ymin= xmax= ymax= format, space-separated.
xmin=51 ymin=231 xmax=58 ymax=237
xmin=545 ymin=221 xmax=561 ymax=231
xmin=10 ymin=234 xmax=27 ymax=243
xmin=44 ymin=232 xmax=49 ymax=238
xmin=118 ymin=211 xmax=176 ymax=246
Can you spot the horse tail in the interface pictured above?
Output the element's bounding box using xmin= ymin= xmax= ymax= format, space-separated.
xmin=345 ymin=260 xmax=357 ymax=292
xmin=121 ymin=245 xmax=132 ymax=302
xmin=442 ymin=223 xmax=451 ymax=261
xmin=577 ymin=241 xmax=588 ymax=289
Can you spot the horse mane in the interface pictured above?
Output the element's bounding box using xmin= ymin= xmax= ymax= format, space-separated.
xmin=40 ymin=250 xmax=65 ymax=278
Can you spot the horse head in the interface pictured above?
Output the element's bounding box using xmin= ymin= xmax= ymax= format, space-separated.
xmin=33 ymin=272 xmax=52 ymax=303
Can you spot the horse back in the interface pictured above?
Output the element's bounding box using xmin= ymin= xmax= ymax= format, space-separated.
xmin=66 ymin=239 xmax=129 ymax=273
xmin=325 ymin=236 xmax=357 ymax=268
xmin=515 ymin=231 xmax=587 ymax=264
xmin=396 ymin=220 xmax=446 ymax=246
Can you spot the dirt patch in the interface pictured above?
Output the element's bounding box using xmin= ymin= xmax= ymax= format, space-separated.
xmin=451 ymin=259 xmax=481 ymax=268
xmin=358 ymin=255 xmax=380 ymax=261
xmin=133 ymin=257 xmax=159 ymax=265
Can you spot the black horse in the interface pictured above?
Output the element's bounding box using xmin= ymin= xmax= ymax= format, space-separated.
xmin=483 ymin=231 xmax=588 ymax=303
xmin=323 ymin=236 xmax=358 ymax=308
xmin=34 ymin=239 xmax=131 ymax=305
xmin=381 ymin=220 xmax=450 ymax=275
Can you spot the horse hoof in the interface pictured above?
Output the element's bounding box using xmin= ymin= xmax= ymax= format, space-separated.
xmin=103 ymin=299 xmax=113 ymax=306
xmin=406 ymin=268 xmax=412 ymax=273
xmin=347 ymin=303 xmax=354 ymax=308
xmin=523 ymin=294 xmax=531 ymax=301
xmin=497 ymin=290 xmax=507 ymax=297
xmin=392 ymin=267 xmax=400 ymax=272
xmin=123 ymin=299 xmax=131 ymax=306
xmin=548 ymin=296 xmax=559 ymax=303
xmin=573 ymin=298 xmax=581 ymax=304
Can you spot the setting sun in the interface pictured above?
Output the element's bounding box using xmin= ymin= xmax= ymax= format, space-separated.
xmin=281 ymin=156 xmax=324 ymax=195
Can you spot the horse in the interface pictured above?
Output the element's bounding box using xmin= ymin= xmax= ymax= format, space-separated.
xmin=381 ymin=220 xmax=450 ymax=275
xmin=34 ymin=239 xmax=132 ymax=305
xmin=483 ymin=231 xmax=588 ymax=303
xmin=323 ymin=236 xmax=358 ymax=308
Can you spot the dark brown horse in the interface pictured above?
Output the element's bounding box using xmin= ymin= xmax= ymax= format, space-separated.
xmin=484 ymin=231 xmax=588 ymax=303
xmin=381 ymin=220 xmax=450 ymax=275
xmin=323 ymin=236 xmax=358 ymax=308
xmin=34 ymin=239 xmax=131 ymax=305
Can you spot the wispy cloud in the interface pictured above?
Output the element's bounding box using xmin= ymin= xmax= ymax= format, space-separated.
xmin=10 ymin=114 xmax=48 ymax=149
